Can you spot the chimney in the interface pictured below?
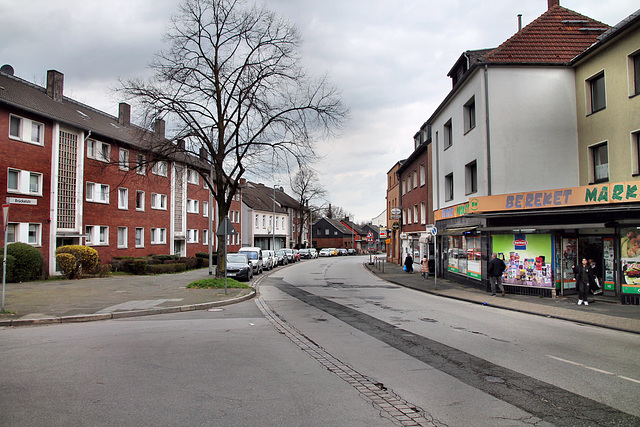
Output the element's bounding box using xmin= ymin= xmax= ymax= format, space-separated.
xmin=518 ymin=14 xmax=522 ymax=31
xmin=46 ymin=70 xmax=64 ymax=102
xmin=154 ymin=118 xmax=165 ymax=140
xmin=177 ymin=139 xmax=185 ymax=149
xmin=118 ymin=103 xmax=131 ymax=127
xmin=548 ymin=0 xmax=559 ymax=9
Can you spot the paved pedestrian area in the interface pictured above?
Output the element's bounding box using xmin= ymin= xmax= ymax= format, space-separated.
xmin=365 ymin=258 xmax=640 ymax=334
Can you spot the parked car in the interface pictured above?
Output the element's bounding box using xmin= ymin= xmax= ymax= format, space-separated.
xmin=337 ymin=248 xmax=348 ymax=256
xmin=275 ymin=249 xmax=288 ymax=265
xmin=293 ymin=249 xmax=301 ymax=262
xmin=329 ymin=248 xmax=338 ymax=256
xmin=298 ymin=248 xmax=311 ymax=259
xmin=263 ymin=250 xmax=275 ymax=270
xmin=347 ymin=248 xmax=357 ymax=255
xmin=319 ymin=248 xmax=331 ymax=257
xmin=238 ymin=247 xmax=263 ymax=274
xmin=309 ymin=248 xmax=318 ymax=258
xmin=283 ymin=248 xmax=295 ymax=263
xmin=226 ymin=253 xmax=253 ymax=281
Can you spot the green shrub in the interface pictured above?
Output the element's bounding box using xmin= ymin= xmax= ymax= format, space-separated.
xmin=152 ymin=254 xmax=179 ymax=262
xmin=55 ymin=245 xmax=99 ymax=279
xmin=148 ymin=263 xmax=187 ymax=274
xmin=129 ymin=259 xmax=149 ymax=275
xmin=196 ymin=252 xmax=217 ymax=265
xmin=0 ymin=253 xmax=16 ymax=283
xmin=5 ymin=243 xmax=43 ymax=282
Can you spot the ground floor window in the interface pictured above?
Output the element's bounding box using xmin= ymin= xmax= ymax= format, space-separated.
xmin=492 ymin=234 xmax=553 ymax=288
xmin=446 ymin=235 xmax=481 ymax=279
xmin=621 ymin=227 xmax=640 ymax=295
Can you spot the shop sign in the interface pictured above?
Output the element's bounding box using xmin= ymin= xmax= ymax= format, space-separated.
xmin=513 ymin=234 xmax=528 ymax=250
xmin=435 ymin=202 xmax=469 ymax=221
xmin=470 ymin=180 xmax=640 ymax=214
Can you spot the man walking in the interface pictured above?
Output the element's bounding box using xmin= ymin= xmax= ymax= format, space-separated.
xmin=488 ymin=253 xmax=506 ymax=296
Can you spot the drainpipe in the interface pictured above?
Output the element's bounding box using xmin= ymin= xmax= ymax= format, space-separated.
xmin=484 ymin=64 xmax=492 ymax=196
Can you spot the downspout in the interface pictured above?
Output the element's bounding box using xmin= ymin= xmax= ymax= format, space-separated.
xmin=484 ymin=64 xmax=492 ymax=195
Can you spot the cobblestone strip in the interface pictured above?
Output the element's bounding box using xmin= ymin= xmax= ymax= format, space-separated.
xmin=255 ymin=296 xmax=439 ymax=427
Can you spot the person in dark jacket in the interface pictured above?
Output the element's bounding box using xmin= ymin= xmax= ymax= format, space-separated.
xmin=573 ymin=258 xmax=595 ymax=306
xmin=487 ymin=253 xmax=506 ymax=296
xmin=404 ymin=253 xmax=414 ymax=273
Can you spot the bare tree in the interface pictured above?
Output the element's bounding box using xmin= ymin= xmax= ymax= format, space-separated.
xmin=119 ymin=0 xmax=347 ymax=275
xmin=289 ymin=167 xmax=328 ymax=247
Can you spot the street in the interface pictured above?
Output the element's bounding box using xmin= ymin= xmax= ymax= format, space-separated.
xmin=1 ymin=256 xmax=639 ymax=426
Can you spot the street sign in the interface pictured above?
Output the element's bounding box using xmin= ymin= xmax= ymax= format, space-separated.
xmin=379 ymin=229 xmax=387 ymax=238
xmin=2 ymin=204 xmax=8 ymax=225
xmin=216 ymin=216 xmax=237 ymax=236
xmin=7 ymin=197 xmax=37 ymax=205
xmin=431 ymin=226 xmax=437 ymax=236
xmin=425 ymin=225 xmax=437 ymax=236
xmin=367 ymin=231 xmax=374 ymax=242
xmin=390 ymin=207 xmax=401 ymax=215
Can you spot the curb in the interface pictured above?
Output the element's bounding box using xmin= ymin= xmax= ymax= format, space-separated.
xmin=0 ymin=289 xmax=256 ymax=328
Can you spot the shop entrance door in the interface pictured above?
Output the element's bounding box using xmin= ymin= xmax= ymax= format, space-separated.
xmin=559 ymin=237 xmax=577 ymax=296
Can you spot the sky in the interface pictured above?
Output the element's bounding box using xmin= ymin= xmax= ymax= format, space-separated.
xmin=1 ymin=0 xmax=637 ymax=223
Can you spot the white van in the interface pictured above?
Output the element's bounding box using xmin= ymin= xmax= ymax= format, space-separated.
xmin=238 ymin=247 xmax=264 ymax=274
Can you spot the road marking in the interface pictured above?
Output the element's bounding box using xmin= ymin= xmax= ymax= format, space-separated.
xmin=97 ymin=299 xmax=183 ymax=313
xmin=547 ymin=355 xmax=640 ymax=384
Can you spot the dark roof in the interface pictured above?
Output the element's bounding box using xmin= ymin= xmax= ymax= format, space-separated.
xmin=341 ymin=219 xmax=365 ymax=235
xmin=572 ymin=8 xmax=640 ymax=63
xmin=314 ymin=217 xmax=354 ymax=235
xmin=242 ymin=182 xmax=287 ymax=213
xmin=483 ymin=5 xmax=609 ymax=64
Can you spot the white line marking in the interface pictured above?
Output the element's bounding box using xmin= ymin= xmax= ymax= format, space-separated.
xmin=547 ymin=355 xmax=640 ymax=384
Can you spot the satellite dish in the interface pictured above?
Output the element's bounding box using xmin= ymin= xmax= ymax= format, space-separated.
xmin=0 ymin=64 xmax=14 ymax=76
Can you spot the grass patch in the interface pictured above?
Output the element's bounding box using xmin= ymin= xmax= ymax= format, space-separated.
xmin=187 ymin=278 xmax=251 ymax=289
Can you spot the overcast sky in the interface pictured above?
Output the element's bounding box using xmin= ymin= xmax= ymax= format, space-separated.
xmin=1 ymin=0 xmax=637 ymax=222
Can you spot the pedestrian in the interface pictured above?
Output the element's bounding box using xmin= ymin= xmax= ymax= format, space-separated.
xmin=487 ymin=253 xmax=506 ymax=296
xmin=573 ymin=258 xmax=595 ymax=306
xmin=404 ymin=252 xmax=414 ymax=273
xmin=421 ymin=255 xmax=429 ymax=279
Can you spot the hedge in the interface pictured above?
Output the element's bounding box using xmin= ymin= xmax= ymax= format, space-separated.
xmin=148 ymin=263 xmax=187 ymax=274
xmin=3 ymin=242 xmax=43 ymax=282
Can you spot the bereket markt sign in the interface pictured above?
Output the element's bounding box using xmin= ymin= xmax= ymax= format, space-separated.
xmin=469 ymin=180 xmax=640 ymax=214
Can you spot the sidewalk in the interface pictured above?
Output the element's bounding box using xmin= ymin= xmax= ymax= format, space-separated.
xmin=365 ymin=260 xmax=640 ymax=335
xmin=0 ymin=269 xmax=255 ymax=327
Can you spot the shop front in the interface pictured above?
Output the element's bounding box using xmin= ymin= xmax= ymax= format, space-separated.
xmin=469 ymin=181 xmax=640 ymax=304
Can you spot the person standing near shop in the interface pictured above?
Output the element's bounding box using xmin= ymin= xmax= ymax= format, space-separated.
xmin=421 ymin=255 xmax=429 ymax=279
xmin=574 ymin=258 xmax=595 ymax=306
xmin=488 ymin=253 xmax=506 ymax=296
xmin=404 ymin=252 xmax=414 ymax=273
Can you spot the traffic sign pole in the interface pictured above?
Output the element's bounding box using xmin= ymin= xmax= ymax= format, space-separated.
xmin=2 ymin=203 xmax=9 ymax=314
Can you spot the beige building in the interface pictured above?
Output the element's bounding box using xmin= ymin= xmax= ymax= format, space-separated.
xmin=574 ymin=10 xmax=640 ymax=185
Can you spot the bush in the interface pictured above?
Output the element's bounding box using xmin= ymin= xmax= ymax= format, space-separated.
xmin=196 ymin=252 xmax=217 ymax=265
xmin=129 ymin=259 xmax=149 ymax=275
xmin=148 ymin=263 xmax=187 ymax=274
xmin=111 ymin=256 xmax=135 ymax=272
xmin=55 ymin=245 xmax=99 ymax=279
xmin=0 ymin=253 xmax=16 ymax=283
xmin=4 ymin=242 xmax=43 ymax=282
xmin=152 ymin=254 xmax=179 ymax=262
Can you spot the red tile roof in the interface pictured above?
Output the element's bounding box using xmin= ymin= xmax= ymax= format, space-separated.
xmin=483 ymin=5 xmax=610 ymax=64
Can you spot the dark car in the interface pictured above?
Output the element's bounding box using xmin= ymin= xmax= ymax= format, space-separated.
xmin=298 ymin=248 xmax=311 ymax=259
xmin=283 ymin=248 xmax=295 ymax=263
xmin=347 ymin=248 xmax=357 ymax=255
xmin=275 ymin=249 xmax=288 ymax=265
xmin=226 ymin=253 xmax=253 ymax=281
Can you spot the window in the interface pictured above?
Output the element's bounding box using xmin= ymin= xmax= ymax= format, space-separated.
xmin=136 ymin=154 xmax=146 ymax=175
xmin=152 ymin=161 xmax=168 ymax=177
xmin=420 ymin=202 xmax=426 ymax=225
xmin=7 ymin=223 xmax=16 ymax=243
xmin=588 ymin=72 xmax=606 ymax=114
xmin=413 ymin=205 xmax=419 ymax=224
xmin=86 ymin=182 xmax=110 ymax=203
xmin=634 ymin=132 xmax=640 ymax=175
xmin=402 ymin=179 xmax=407 ymax=195
xmin=465 ymin=161 xmax=477 ymax=195
xmin=99 ymin=226 xmax=108 ymax=244
xmin=7 ymin=169 xmax=42 ymax=196
xmin=151 ymin=228 xmax=167 ymax=244
xmin=187 ymin=229 xmax=199 ymax=243
xmin=255 ymin=214 xmax=259 ymax=227
xmin=9 ymin=115 xmax=44 ymax=145
xmin=464 ymin=97 xmax=476 ymax=133
xmin=119 ymin=149 xmax=129 ymax=171
xmin=136 ymin=191 xmax=145 ymax=211
xmin=443 ymin=119 xmax=453 ymax=149
xmin=630 ymin=52 xmax=640 ymax=97
xmin=262 ymin=215 xmax=266 ymax=228
xmin=187 ymin=199 xmax=199 ymax=213
xmin=325 ymin=229 xmax=329 ymax=235
xmin=6 ymin=223 xmax=41 ymax=245
xmin=87 ymin=139 xmax=110 ymax=162
xmin=412 ymin=170 xmax=418 ymax=189
xmin=86 ymin=225 xmax=109 ymax=245
xmin=135 ymin=228 xmax=144 ymax=248
xmin=117 ymin=227 xmax=128 ymax=248
xmin=203 ymin=201 xmax=209 ymax=217
xmin=187 ymin=169 xmax=199 ymax=184
xmin=591 ymin=142 xmax=609 ymax=183
xmin=203 ymin=229 xmax=209 ymax=245
xmin=151 ymin=193 xmax=167 ymax=210
xmin=118 ymin=188 xmax=129 ymax=210
xmin=419 ymin=164 xmax=425 ymax=186
xmin=445 ymin=173 xmax=454 ymax=201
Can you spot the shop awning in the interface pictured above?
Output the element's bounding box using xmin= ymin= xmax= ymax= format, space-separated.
xmin=439 ymin=226 xmax=478 ymax=236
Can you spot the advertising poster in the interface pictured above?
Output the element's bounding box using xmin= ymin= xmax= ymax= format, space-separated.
xmin=492 ymin=234 xmax=553 ymax=288
xmin=603 ymin=237 xmax=615 ymax=291
xmin=621 ymin=228 xmax=640 ymax=294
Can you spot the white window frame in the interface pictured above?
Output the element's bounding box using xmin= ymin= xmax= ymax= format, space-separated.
xmin=203 ymin=201 xmax=209 ymax=217
xmin=9 ymin=114 xmax=44 ymax=145
xmin=412 ymin=170 xmax=418 ymax=189
xmin=119 ymin=148 xmax=130 ymax=171
xmin=118 ymin=187 xmax=129 ymax=210
xmin=86 ymin=182 xmax=110 ymax=204
xmin=590 ymin=141 xmax=609 ymax=183
xmin=85 ymin=225 xmax=109 ymax=246
xmin=203 ymin=229 xmax=209 ymax=245
xmin=136 ymin=154 xmax=146 ymax=175
xmin=117 ymin=226 xmax=128 ymax=249
xmin=7 ymin=168 xmax=43 ymax=196
xmin=413 ymin=205 xmax=419 ymax=224
xmin=630 ymin=50 xmax=640 ymax=97
xmin=7 ymin=222 xmax=41 ymax=245
xmin=136 ymin=190 xmax=145 ymax=211
xmin=151 ymin=193 xmax=167 ymax=210
xmin=445 ymin=173 xmax=454 ymax=202
xmin=151 ymin=227 xmax=167 ymax=244
xmin=135 ymin=227 xmax=144 ymax=248
xmin=587 ymin=71 xmax=606 ymax=114
xmin=187 ymin=199 xmax=199 ymax=214
xmin=420 ymin=202 xmax=426 ymax=225
xmin=87 ymin=139 xmax=111 ymax=162
xmin=187 ymin=229 xmax=199 ymax=243
xmin=187 ymin=169 xmax=199 ymax=185
xmin=152 ymin=161 xmax=168 ymax=177
xmin=419 ymin=164 xmax=425 ymax=187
